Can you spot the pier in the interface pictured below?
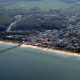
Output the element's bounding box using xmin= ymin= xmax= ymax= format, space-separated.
xmin=0 ymin=43 xmax=22 ymax=54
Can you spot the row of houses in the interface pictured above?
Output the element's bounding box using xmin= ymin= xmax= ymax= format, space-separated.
xmin=5 ymin=32 xmax=53 ymax=47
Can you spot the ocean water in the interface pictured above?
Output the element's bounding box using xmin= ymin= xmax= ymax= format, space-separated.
xmin=0 ymin=44 xmax=80 ymax=80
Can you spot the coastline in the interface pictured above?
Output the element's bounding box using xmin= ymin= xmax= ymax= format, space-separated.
xmin=21 ymin=44 xmax=80 ymax=57
xmin=0 ymin=41 xmax=80 ymax=57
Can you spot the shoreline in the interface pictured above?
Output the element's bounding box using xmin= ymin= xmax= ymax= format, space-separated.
xmin=0 ymin=41 xmax=80 ymax=57
xmin=21 ymin=44 xmax=80 ymax=57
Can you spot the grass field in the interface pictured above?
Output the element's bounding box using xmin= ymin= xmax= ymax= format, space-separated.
xmin=4 ymin=0 xmax=74 ymax=10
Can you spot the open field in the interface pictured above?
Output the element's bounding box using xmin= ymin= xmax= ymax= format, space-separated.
xmin=4 ymin=0 xmax=74 ymax=10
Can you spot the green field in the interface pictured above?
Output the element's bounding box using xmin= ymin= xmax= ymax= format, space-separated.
xmin=4 ymin=0 xmax=74 ymax=10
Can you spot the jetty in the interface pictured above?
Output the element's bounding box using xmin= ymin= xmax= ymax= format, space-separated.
xmin=0 ymin=43 xmax=22 ymax=54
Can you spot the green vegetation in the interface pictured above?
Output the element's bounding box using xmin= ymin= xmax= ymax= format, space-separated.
xmin=4 ymin=0 xmax=72 ymax=10
xmin=0 ymin=0 xmax=80 ymax=53
xmin=3 ymin=0 xmax=80 ymax=12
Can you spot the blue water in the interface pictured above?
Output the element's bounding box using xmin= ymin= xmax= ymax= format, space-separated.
xmin=0 ymin=44 xmax=80 ymax=80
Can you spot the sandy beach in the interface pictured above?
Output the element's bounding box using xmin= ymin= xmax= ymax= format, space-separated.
xmin=21 ymin=44 xmax=80 ymax=57
xmin=0 ymin=41 xmax=80 ymax=57
xmin=0 ymin=41 xmax=19 ymax=46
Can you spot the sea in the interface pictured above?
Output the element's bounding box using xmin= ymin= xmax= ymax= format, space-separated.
xmin=0 ymin=44 xmax=80 ymax=80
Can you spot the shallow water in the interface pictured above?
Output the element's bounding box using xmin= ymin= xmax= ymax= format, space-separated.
xmin=0 ymin=44 xmax=80 ymax=80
